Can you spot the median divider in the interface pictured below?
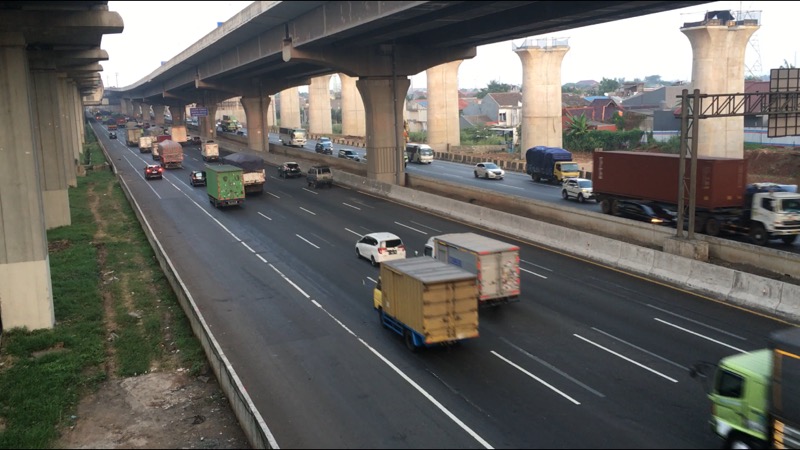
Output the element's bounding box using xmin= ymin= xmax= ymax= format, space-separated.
xmin=331 ymin=167 xmax=800 ymax=323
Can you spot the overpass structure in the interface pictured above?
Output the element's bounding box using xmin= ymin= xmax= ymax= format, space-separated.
xmin=104 ymin=1 xmax=709 ymax=185
xmin=4 ymin=0 xmax=723 ymax=332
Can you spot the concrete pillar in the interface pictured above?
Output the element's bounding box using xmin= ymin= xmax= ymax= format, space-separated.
xmin=266 ymin=95 xmax=276 ymax=128
xmin=0 ymin=32 xmax=56 ymax=331
xmin=31 ymin=70 xmax=71 ymax=229
xmin=308 ymin=75 xmax=333 ymax=135
xmin=341 ymin=73 xmax=366 ymax=136
xmin=69 ymin=81 xmax=83 ymax=155
xmin=171 ymin=104 xmax=186 ymax=125
xmin=132 ymin=101 xmax=142 ymax=121
xmin=356 ymin=76 xmax=410 ymax=185
xmin=279 ymin=87 xmax=301 ymax=128
xmin=141 ymin=102 xmax=151 ymax=123
xmin=120 ymin=98 xmax=130 ymax=117
xmin=426 ymin=60 xmax=462 ymax=152
xmin=515 ymin=40 xmax=569 ymax=152
xmin=58 ymin=76 xmax=78 ymax=186
xmin=682 ymin=20 xmax=759 ymax=159
xmin=241 ymin=95 xmax=269 ymax=152
xmin=153 ymin=104 xmax=165 ymax=126
xmin=199 ymin=105 xmax=218 ymax=140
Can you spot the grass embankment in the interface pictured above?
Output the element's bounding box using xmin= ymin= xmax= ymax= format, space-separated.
xmin=0 ymin=126 xmax=206 ymax=448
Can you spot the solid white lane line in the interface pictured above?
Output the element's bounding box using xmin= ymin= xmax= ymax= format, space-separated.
xmin=268 ymin=264 xmax=310 ymax=298
xmin=520 ymin=259 xmax=554 ymax=272
xmin=241 ymin=242 xmax=256 ymax=253
xmin=520 ymin=267 xmax=547 ymax=279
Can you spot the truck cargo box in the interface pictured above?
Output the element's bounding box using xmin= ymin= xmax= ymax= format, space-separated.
xmin=170 ymin=125 xmax=187 ymax=144
xmin=380 ymin=257 xmax=478 ymax=345
xmin=592 ymin=151 xmax=747 ymax=210
xmin=428 ymin=232 xmax=520 ymax=304
xmin=205 ymin=164 xmax=245 ymax=208
xmin=769 ymin=327 xmax=800 ymax=440
xmin=157 ymin=140 xmax=183 ymax=169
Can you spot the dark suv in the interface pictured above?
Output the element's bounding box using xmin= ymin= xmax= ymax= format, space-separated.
xmin=278 ymin=162 xmax=303 ymax=178
xmin=315 ymin=138 xmax=333 ymax=155
xmin=307 ymin=165 xmax=333 ymax=189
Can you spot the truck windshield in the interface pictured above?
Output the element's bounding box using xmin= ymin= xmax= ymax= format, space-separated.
xmin=420 ymin=149 xmax=433 ymax=156
xmin=293 ymin=130 xmax=306 ymax=139
xmin=561 ymin=163 xmax=580 ymax=172
xmin=779 ymin=199 xmax=800 ymax=213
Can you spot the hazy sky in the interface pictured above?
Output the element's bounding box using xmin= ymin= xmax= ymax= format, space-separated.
xmin=101 ymin=1 xmax=799 ymax=91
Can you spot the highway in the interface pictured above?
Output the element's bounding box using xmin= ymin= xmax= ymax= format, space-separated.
xmin=100 ymin=122 xmax=790 ymax=448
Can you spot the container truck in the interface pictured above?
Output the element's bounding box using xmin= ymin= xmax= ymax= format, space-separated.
xmin=691 ymin=327 xmax=800 ymax=449
xmin=201 ymin=140 xmax=219 ymax=162
xmin=138 ymin=136 xmax=153 ymax=154
xmin=423 ymin=232 xmax=520 ymax=306
xmin=374 ymin=257 xmax=479 ymax=352
xmin=157 ymin=140 xmax=183 ymax=169
xmin=221 ymin=152 xmax=266 ymax=195
xmin=592 ymin=150 xmax=800 ymax=246
xmin=126 ymin=128 xmax=143 ymax=147
xmin=525 ymin=146 xmax=581 ymax=183
xmin=205 ymin=164 xmax=245 ymax=208
xmin=279 ymin=127 xmax=307 ymax=147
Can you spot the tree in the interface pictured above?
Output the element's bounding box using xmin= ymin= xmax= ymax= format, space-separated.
xmin=477 ymin=80 xmax=513 ymax=99
xmin=567 ymin=113 xmax=589 ymax=136
xmin=596 ymin=77 xmax=620 ymax=96
xmin=644 ymin=74 xmax=663 ymax=86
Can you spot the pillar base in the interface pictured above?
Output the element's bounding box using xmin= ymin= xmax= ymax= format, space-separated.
xmin=43 ymin=189 xmax=71 ymax=229
xmin=0 ymin=258 xmax=55 ymax=331
xmin=663 ymin=237 xmax=709 ymax=262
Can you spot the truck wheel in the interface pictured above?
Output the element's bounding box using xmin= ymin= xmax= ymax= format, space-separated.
xmin=611 ymin=200 xmax=620 ymax=216
xmin=377 ymin=308 xmax=386 ymax=328
xmin=749 ymin=224 xmax=769 ymax=246
xmin=704 ymin=218 xmax=721 ymax=237
xmin=600 ymin=199 xmax=612 ymax=214
xmin=404 ymin=330 xmax=418 ymax=352
xmin=727 ymin=433 xmax=753 ymax=449
xmin=782 ymin=235 xmax=798 ymax=245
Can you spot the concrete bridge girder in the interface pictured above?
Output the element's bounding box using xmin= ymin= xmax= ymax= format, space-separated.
xmin=282 ymin=40 xmax=477 ymax=78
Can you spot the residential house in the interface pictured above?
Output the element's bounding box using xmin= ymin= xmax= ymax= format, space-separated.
xmin=405 ymin=99 xmax=427 ymax=132
xmin=460 ymin=92 xmax=522 ymax=128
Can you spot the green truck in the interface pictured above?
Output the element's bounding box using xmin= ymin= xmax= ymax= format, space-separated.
xmin=205 ymin=164 xmax=245 ymax=208
xmin=692 ymin=327 xmax=800 ymax=449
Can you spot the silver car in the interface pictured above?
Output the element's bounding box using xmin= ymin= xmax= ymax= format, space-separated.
xmin=561 ymin=177 xmax=595 ymax=203
xmin=474 ymin=162 xmax=504 ymax=179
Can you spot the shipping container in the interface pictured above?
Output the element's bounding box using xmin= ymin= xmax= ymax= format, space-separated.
xmin=592 ymin=150 xmax=747 ymax=210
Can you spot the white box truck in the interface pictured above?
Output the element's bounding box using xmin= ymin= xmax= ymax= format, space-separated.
xmin=424 ymin=232 xmax=520 ymax=306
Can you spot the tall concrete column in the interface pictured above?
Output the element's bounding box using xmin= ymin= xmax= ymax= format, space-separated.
xmin=0 ymin=32 xmax=56 ymax=331
xmin=241 ymin=95 xmax=269 ymax=152
xmin=171 ymin=103 xmax=186 ymax=125
xmin=308 ymin=75 xmax=332 ymax=135
xmin=31 ymin=70 xmax=71 ymax=229
xmin=515 ymin=38 xmax=569 ymax=152
xmin=266 ymin=95 xmax=276 ymax=128
xmin=120 ymin=98 xmax=130 ymax=117
xmin=199 ymin=105 xmax=218 ymax=140
xmin=340 ymin=73 xmax=366 ymax=136
xmin=426 ymin=60 xmax=463 ymax=152
xmin=153 ymin=104 xmax=165 ymax=126
xmin=141 ymin=102 xmax=151 ymax=122
xmin=279 ymin=87 xmax=301 ymax=128
xmin=357 ymin=76 xmax=410 ymax=185
xmin=58 ymin=76 xmax=78 ymax=186
xmin=682 ymin=17 xmax=759 ymax=158
xmin=69 ymin=81 xmax=83 ymax=155
xmin=132 ymin=101 xmax=142 ymax=121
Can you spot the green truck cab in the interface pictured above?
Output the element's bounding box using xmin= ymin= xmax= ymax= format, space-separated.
xmin=205 ymin=164 xmax=245 ymax=208
xmin=693 ymin=328 xmax=800 ymax=449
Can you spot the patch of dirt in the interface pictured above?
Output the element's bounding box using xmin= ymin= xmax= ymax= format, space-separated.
xmin=55 ymin=182 xmax=250 ymax=449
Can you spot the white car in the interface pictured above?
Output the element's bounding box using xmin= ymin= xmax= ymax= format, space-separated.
xmin=355 ymin=232 xmax=406 ymax=266
xmin=561 ymin=177 xmax=595 ymax=203
xmin=474 ymin=162 xmax=504 ymax=179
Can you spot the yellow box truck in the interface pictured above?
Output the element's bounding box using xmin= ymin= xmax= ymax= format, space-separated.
xmin=374 ymin=257 xmax=479 ymax=351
